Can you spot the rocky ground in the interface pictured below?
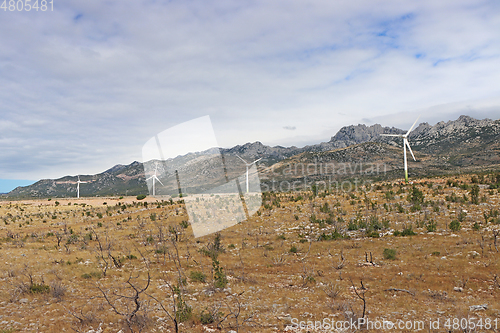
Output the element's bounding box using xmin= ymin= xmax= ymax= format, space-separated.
xmin=0 ymin=173 xmax=500 ymax=332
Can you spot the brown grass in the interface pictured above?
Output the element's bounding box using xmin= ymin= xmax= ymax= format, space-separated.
xmin=0 ymin=174 xmax=499 ymax=332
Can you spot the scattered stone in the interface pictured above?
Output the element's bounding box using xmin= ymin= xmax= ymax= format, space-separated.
xmin=469 ymin=304 xmax=488 ymax=311
xmin=19 ymin=299 xmax=28 ymax=304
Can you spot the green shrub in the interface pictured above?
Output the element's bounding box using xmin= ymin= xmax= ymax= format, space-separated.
xmin=200 ymin=309 xmax=215 ymax=324
xmin=318 ymin=230 xmax=346 ymax=241
xmin=347 ymin=221 xmax=358 ymax=230
xmin=30 ymin=283 xmax=50 ymax=294
xmin=426 ymin=220 xmax=437 ymax=232
xmin=449 ymin=219 xmax=461 ymax=232
xmin=383 ymin=248 xmax=397 ymax=260
xmin=189 ymin=270 xmax=206 ymax=283
xmin=400 ymin=227 xmax=416 ymax=236
xmin=136 ymin=194 xmax=147 ymax=200
xmin=289 ymin=245 xmax=298 ymax=253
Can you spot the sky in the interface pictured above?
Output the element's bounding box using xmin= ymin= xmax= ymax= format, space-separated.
xmin=1 ymin=0 xmax=500 ymax=192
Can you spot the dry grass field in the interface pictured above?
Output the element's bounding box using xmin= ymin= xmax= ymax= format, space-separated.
xmin=1 ymin=173 xmax=500 ymax=332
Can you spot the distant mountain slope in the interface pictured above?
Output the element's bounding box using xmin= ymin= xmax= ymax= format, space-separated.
xmin=410 ymin=115 xmax=500 ymax=167
xmin=7 ymin=162 xmax=148 ymax=198
xmin=5 ymin=115 xmax=500 ymax=198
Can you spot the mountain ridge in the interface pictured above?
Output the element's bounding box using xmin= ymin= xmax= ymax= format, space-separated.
xmin=4 ymin=115 xmax=500 ymax=198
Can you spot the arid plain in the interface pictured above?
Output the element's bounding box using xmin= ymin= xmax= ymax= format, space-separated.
xmin=0 ymin=173 xmax=500 ymax=332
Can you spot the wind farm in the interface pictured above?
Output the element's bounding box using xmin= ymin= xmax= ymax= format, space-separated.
xmin=1 ymin=115 xmax=500 ymax=333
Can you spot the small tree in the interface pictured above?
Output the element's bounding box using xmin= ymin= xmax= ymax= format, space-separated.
xmin=212 ymin=258 xmax=228 ymax=289
xmin=408 ymin=186 xmax=425 ymax=205
xmin=470 ymin=184 xmax=480 ymax=205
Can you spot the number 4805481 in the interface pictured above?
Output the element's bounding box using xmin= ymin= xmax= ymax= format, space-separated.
xmin=1 ymin=0 xmax=54 ymax=11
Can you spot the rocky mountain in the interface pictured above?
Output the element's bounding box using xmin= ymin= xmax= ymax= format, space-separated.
xmin=5 ymin=115 xmax=500 ymax=198
xmin=7 ymin=161 xmax=148 ymax=198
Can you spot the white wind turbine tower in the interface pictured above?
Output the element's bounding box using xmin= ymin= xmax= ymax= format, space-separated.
xmin=381 ymin=116 xmax=420 ymax=183
xmin=76 ymin=176 xmax=87 ymax=198
xmin=236 ymin=155 xmax=262 ymax=193
xmin=147 ymin=162 xmax=164 ymax=196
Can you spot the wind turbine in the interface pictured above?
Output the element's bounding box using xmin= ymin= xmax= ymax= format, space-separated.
xmin=147 ymin=162 xmax=164 ymax=196
xmin=381 ymin=116 xmax=420 ymax=183
xmin=236 ymin=155 xmax=262 ymax=193
xmin=76 ymin=176 xmax=87 ymax=198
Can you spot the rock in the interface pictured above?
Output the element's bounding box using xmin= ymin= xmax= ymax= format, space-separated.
xmin=469 ymin=304 xmax=488 ymax=311
xmin=468 ymin=251 xmax=480 ymax=258
xmin=19 ymin=298 xmax=28 ymax=304
xmin=453 ymin=287 xmax=463 ymax=292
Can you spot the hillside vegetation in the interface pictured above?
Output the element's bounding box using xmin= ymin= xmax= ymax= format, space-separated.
xmin=0 ymin=172 xmax=499 ymax=332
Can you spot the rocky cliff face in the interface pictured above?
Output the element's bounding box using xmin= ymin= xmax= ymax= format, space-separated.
xmin=329 ymin=124 xmax=404 ymax=148
xmin=411 ymin=115 xmax=500 ymax=151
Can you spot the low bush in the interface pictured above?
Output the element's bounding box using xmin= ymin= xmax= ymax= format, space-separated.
xmin=189 ymin=270 xmax=206 ymax=283
xmin=383 ymin=248 xmax=397 ymax=260
xmin=449 ymin=219 xmax=461 ymax=232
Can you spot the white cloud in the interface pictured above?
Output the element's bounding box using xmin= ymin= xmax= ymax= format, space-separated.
xmin=0 ymin=0 xmax=499 ymax=180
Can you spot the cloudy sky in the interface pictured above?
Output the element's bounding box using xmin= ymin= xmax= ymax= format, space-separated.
xmin=1 ymin=0 xmax=500 ymax=192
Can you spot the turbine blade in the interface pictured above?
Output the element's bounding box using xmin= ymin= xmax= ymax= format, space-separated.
xmin=236 ymin=154 xmax=248 ymax=164
xmin=406 ymin=115 xmax=421 ymax=136
xmin=405 ymin=139 xmax=416 ymax=161
xmin=380 ymin=134 xmax=403 ymax=137
xmin=146 ymin=175 xmax=154 ymax=181
xmin=155 ymin=176 xmax=164 ymax=186
xmin=251 ymin=157 xmax=262 ymax=164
